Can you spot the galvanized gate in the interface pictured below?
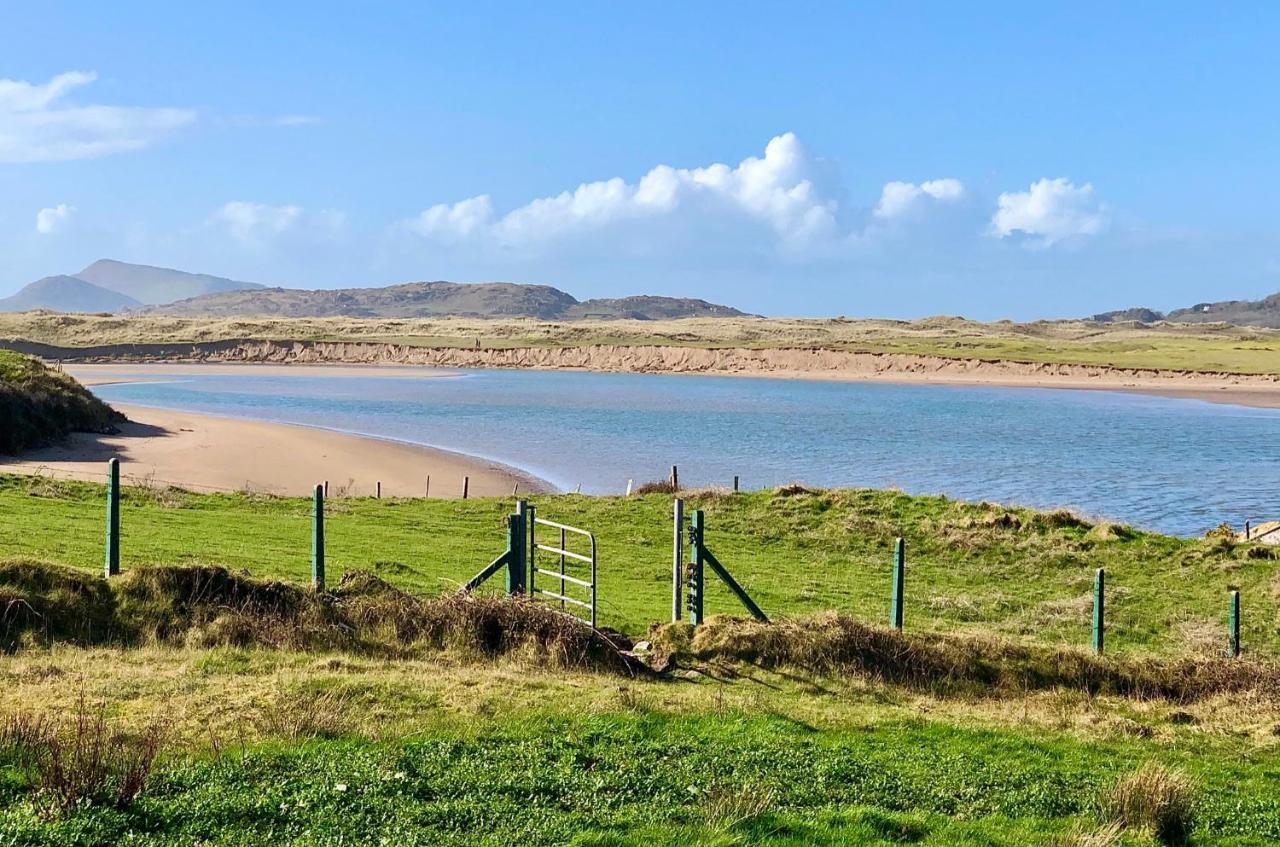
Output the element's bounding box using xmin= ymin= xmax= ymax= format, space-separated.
xmin=526 ymin=505 xmax=597 ymax=628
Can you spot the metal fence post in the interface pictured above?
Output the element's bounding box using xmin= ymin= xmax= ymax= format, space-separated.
xmin=1092 ymin=568 xmax=1105 ymax=655
xmin=672 ymin=498 xmax=684 ymax=621
xmin=104 ymin=458 xmax=120 ymax=578
xmin=512 ymin=500 xmax=528 ymax=595
xmin=505 ymin=511 xmax=526 ymax=595
xmin=1228 ymin=589 xmax=1241 ymax=658
xmin=889 ymin=537 xmax=905 ymax=631
xmin=688 ymin=509 xmax=705 ymax=625
xmin=312 ymin=483 xmax=325 ymax=591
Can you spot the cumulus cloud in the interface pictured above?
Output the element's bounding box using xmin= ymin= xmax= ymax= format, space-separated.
xmin=35 ymin=204 xmax=75 ymax=235
xmin=990 ymin=178 xmax=1106 ymax=245
xmin=210 ymin=201 xmax=345 ymax=245
xmin=0 ymin=71 xmax=195 ymax=163
xmin=406 ymin=133 xmax=841 ymax=249
xmin=874 ymin=178 xmax=964 ymax=219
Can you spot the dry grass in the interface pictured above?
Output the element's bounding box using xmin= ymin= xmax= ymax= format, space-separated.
xmin=656 ymin=612 xmax=1280 ymax=701
xmin=1099 ymin=763 xmax=1196 ymax=845
xmin=0 ymin=560 xmax=638 ymax=673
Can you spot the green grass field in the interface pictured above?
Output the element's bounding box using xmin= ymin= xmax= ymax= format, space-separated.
xmin=0 ymin=474 xmax=1267 ymax=655
xmin=4 ymin=476 xmax=1280 ymax=845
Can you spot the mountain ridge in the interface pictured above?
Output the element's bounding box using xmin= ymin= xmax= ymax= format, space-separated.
xmin=144 ymin=281 xmax=750 ymax=320
xmin=0 ymin=260 xmax=748 ymax=321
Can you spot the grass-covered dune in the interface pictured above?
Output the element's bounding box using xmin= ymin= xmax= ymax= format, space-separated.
xmin=0 ymin=350 xmax=123 ymax=454
xmin=4 ymin=480 xmax=1280 ymax=844
xmin=6 ymin=311 xmax=1280 ymax=374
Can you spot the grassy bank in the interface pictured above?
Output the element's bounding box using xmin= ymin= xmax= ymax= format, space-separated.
xmin=0 ymin=351 xmax=122 ymax=453
xmin=0 ymin=475 xmax=1271 ymax=656
xmin=6 ymin=312 xmax=1280 ymax=374
xmin=4 ymin=480 xmax=1280 ymax=844
xmin=1 ymin=644 xmax=1278 ymax=846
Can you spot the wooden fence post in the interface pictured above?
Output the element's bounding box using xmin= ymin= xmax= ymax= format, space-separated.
xmin=1092 ymin=568 xmax=1105 ymax=655
xmin=312 ymin=484 xmax=325 ymax=591
xmin=670 ymin=465 xmax=679 ymax=491
xmin=104 ymin=458 xmax=120 ymax=578
xmin=425 ymin=475 xmax=430 ymax=497
xmin=889 ymin=537 xmax=905 ymax=630
xmin=376 ymin=481 xmax=381 ymax=499
xmin=463 ymin=476 xmax=469 ymax=499
xmin=733 ymin=475 xmax=739 ymax=492
xmin=1228 ymin=589 xmax=1241 ymax=658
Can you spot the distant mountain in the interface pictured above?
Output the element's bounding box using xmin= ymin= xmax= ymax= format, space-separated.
xmin=144 ymin=282 xmax=749 ymax=320
xmin=73 ymin=259 xmax=263 ymax=305
xmin=1 ymin=258 xmax=747 ymax=320
xmin=0 ymin=275 xmax=142 ymax=313
xmin=1091 ymin=292 xmax=1280 ymax=328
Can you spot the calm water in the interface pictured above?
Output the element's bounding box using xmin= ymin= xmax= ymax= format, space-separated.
xmin=89 ymin=367 xmax=1280 ymax=536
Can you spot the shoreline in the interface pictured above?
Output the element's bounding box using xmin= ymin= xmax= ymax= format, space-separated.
xmin=58 ymin=355 xmax=1280 ymax=411
xmin=0 ymin=402 xmax=549 ymax=498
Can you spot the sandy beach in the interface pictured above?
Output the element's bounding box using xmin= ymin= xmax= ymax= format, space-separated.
xmin=0 ymin=402 xmax=546 ymax=497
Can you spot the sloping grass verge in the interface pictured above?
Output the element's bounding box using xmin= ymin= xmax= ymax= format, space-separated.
xmin=0 ymin=350 xmax=123 ymax=453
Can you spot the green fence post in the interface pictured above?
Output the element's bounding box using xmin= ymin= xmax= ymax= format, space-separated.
xmin=1228 ymin=589 xmax=1241 ymax=658
xmin=687 ymin=510 xmax=705 ymax=625
xmin=311 ymin=484 xmax=325 ymax=591
xmin=510 ymin=501 xmax=528 ymax=595
xmin=889 ymin=537 xmax=905 ymax=630
xmin=1092 ymin=568 xmax=1105 ymax=655
xmin=104 ymin=458 xmax=120 ymax=578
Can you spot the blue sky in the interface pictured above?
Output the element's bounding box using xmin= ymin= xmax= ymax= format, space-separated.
xmin=2 ymin=2 xmax=1278 ymax=318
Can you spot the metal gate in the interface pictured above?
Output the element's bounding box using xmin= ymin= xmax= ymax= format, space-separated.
xmin=526 ymin=506 xmax=597 ymax=628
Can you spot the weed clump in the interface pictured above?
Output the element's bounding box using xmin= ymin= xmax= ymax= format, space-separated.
xmin=0 ymin=698 xmax=166 ymax=817
xmin=1100 ymin=763 xmax=1195 ymax=845
xmin=632 ymin=479 xmax=677 ymax=495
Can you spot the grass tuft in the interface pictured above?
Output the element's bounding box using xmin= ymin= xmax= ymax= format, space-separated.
xmin=1099 ymin=762 xmax=1195 ymax=845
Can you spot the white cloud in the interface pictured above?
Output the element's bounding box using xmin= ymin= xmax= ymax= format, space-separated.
xmin=0 ymin=71 xmax=196 ymax=163
xmin=406 ymin=133 xmax=841 ymax=248
xmin=35 ymin=204 xmax=75 ymax=235
xmin=210 ymin=201 xmax=345 ymax=245
xmin=874 ymin=178 xmax=965 ymax=219
xmin=990 ymin=177 xmax=1106 ymax=245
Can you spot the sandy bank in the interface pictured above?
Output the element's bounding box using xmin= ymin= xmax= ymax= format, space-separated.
xmin=18 ymin=340 xmax=1280 ymax=409
xmin=0 ymin=403 xmax=546 ymax=497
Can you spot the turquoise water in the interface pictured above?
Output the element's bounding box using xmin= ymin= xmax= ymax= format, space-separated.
xmin=89 ymin=367 xmax=1280 ymax=537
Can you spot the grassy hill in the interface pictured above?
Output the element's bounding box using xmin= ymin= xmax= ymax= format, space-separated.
xmin=1093 ymin=291 xmax=1280 ymax=328
xmin=2 ymin=480 xmax=1279 ymax=843
xmin=0 ymin=351 xmax=123 ymax=453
